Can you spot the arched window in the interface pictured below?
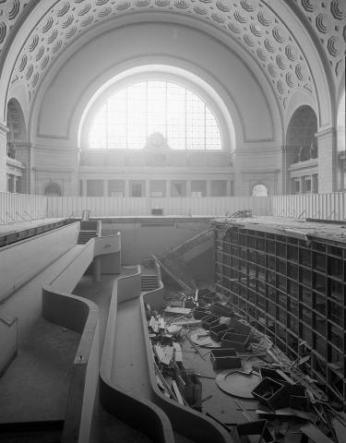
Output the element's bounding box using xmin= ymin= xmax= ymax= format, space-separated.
xmin=87 ymin=80 xmax=222 ymax=151
xmin=252 ymin=184 xmax=268 ymax=197
xmin=7 ymin=98 xmax=27 ymax=158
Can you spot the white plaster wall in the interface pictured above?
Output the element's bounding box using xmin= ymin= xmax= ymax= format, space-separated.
xmin=0 ymin=222 xmax=80 ymax=302
xmin=103 ymin=219 xmax=211 ymax=265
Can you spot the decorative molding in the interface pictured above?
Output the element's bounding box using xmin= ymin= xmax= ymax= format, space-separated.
xmin=291 ymin=0 xmax=345 ymax=80
xmin=0 ymin=121 xmax=9 ymax=133
xmin=315 ymin=126 xmax=336 ymax=139
xmin=4 ymin=0 xmax=318 ymax=111
xmin=0 ymin=1 xmax=37 ymax=74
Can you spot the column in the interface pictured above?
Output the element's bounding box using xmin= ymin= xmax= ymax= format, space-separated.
xmin=225 ymin=180 xmax=230 ymax=196
xmin=13 ymin=142 xmax=31 ymax=193
xmin=186 ymin=181 xmax=191 ymax=197
xmin=206 ymin=180 xmax=211 ymax=197
xmin=0 ymin=122 xmax=8 ymax=192
xmin=316 ymin=127 xmax=337 ymax=193
xmin=124 ymin=180 xmax=129 ymax=197
xmin=281 ymin=145 xmax=288 ymax=195
xmin=144 ymin=179 xmax=149 ymax=197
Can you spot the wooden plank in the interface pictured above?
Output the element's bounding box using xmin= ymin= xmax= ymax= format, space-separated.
xmin=164 ymin=307 xmax=192 ymax=315
xmin=332 ymin=417 xmax=346 ymax=443
xmin=300 ymin=424 xmax=334 ymax=443
xmin=171 ymin=380 xmax=184 ymax=405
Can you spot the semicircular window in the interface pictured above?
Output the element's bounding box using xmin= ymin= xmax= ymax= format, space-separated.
xmin=88 ymin=80 xmax=222 ymax=151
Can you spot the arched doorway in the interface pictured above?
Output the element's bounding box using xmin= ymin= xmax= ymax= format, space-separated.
xmin=6 ymin=99 xmax=27 ymax=193
xmin=285 ymin=106 xmax=318 ymax=194
xmin=252 ymin=184 xmax=268 ymax=197
xmin=44 ymin=182 xmax=62 ymax=196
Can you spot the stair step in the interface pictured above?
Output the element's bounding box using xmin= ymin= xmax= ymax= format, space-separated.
xmin=141 ymin=275 xmax=159 ymax=291
xmin=80 ymin=221 xmax=98 ymax=230
xmin=77 ymin=230 xmax=97 ymax=244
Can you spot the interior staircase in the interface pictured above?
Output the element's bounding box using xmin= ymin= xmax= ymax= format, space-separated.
xmin=157 ymin=228 xmax=213 ymax=291
xmin=141 ymin=274 xmax=159 ymax=292
xmin=77 ymin=220 xmax=98 ymax=244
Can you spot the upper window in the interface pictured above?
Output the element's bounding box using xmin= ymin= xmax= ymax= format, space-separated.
xmin=88 ymin=80 xmax=222 ymax=151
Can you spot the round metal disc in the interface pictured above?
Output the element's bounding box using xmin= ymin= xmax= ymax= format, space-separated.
xmin=216 ymin=370 xmax=260 ymax=399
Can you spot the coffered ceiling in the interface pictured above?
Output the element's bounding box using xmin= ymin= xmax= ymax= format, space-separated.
xmin=0 ymin=0 xmax=344 ymax=110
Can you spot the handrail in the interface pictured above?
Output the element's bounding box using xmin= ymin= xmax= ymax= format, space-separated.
xmin=49 ymin=241 xmax=94 ymax=289
xmin=167 ymin=228 xmax=213 ymax=255
xmin=0 ymin=219 xmax=70 ymax=248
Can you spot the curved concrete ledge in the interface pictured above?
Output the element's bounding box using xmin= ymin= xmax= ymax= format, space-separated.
xmin=100 ymin=267 xmax=175 ymax=443
xmin=41 ymin=234 xmax=121 ymax=443
xmin=0 ymin=222 xmax=80 ymax=303
xmin=141 ymin=285 xmax=234 ymax=443
xmin=1 ymin=227 xmax=121 ymax=442
xmin=42 ymin=288 xmax=99 ymax=443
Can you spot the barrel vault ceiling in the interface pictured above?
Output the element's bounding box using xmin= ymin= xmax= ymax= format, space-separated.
xmin=0 ymin=0 xmax=345 ymax=111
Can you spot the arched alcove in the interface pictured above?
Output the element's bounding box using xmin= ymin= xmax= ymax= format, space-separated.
xmin=252 ymin=184 xmax=268 ymax=197
xmin=285 ymin=106 xmax=318 ymax=194
xmin=76 ymin=64 xmax=239 ymax=198
xmin=44 ymin=182 xmax=62 ymax=196
xmin=6 ymin=98 xmax=27 ymax=158
xmin=336 ymin=91 xmax=345 ymax=190
xmin=6 ymin=98 xmax=27 ymax=193
xmin=78 ymin=65 xmax=235 ymax=152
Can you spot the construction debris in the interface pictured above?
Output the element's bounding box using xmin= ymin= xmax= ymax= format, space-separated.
xmin=145 ymin=282 xmax=341 ymax=443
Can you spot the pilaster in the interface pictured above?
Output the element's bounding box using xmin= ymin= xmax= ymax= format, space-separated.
xmin=0 ymin=122 xmax=9 ymax=192
xmin=316 ymin=127 xmax=337 ymax=193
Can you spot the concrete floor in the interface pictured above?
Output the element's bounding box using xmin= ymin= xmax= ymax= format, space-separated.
xmin=181 ymin=334 xmax=258 ymax=425
xmin=0 ymin=318 xmax=80 ymax=424
xmin=0 ymin=244 xmax=90 ymax=427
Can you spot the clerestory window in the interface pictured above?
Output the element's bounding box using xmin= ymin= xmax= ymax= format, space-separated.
xmin=88 ymin=80 xmax=222 ymax=151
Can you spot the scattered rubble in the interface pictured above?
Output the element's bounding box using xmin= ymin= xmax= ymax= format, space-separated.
xmin=146 ymin=286 xmax=344 ymax=443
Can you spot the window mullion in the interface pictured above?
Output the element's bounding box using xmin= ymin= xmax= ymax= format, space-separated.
xmin=204 ymin=104 xmax=207 ymax=151
xmin=88 ymin=80 xmax=222 ymax=152
xmin=145 ymin=81 xmax=148 ymax=138
xmin=106 ymin=101 xmax=109 ymax=150
xmin=126 ymin=88 xmax=128 ymax=149
xmin=165 ymin=82 xmax=168 ymax=139
xmin=184 ymin=89 xmax=187 ymax=151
